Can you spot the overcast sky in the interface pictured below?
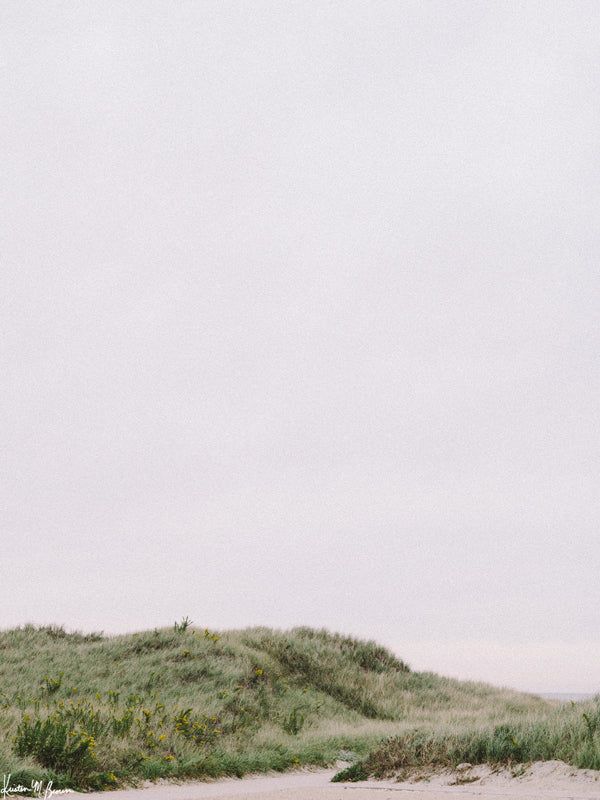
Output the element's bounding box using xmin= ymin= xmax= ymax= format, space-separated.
xmin=2 ymin=1 xmax=599 ymax=694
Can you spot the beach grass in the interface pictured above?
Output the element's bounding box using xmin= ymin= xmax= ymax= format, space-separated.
xmin=332 ymin=697 xmax=600 ymax=782
xmin=0 ymin=623 xmax=554 ymax=791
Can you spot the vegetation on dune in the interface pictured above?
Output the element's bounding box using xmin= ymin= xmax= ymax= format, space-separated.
xmin=332 ymin=698 xmax=600 ymax=782
xmin=0 ymin=622 xmax=554 ymax=791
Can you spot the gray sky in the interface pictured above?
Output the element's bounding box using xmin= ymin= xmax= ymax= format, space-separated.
xmin=2 ymin=1 xmax=600 ymax=694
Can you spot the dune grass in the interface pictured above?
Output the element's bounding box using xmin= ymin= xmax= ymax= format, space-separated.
xmin=332 ymin=697 xmax=600 ymax=782
xmin=0 ymin=623 xmax=553 ymax=791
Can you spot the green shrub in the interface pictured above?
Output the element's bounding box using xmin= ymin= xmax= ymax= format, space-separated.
xmin=173 ymin=708 xmax=222 ymax=745
xmin=110 ymin=709 xmax=134 ymax=737
xmin=13 ymin=717 xmax=96 ymax=776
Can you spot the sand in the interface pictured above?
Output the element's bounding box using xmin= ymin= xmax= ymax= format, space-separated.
xmin=74 ymin=762 xmax=600 ymax=800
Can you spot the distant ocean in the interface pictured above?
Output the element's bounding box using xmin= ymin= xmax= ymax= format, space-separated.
xmin=538 ymin=693 xmax=597 ymax=702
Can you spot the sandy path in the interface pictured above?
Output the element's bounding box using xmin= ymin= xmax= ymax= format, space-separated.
xmin=76 ymin=763 xmax=600 ymax=800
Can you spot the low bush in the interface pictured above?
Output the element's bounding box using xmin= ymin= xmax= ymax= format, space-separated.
xmin=13 ymin=717 xmax=96 ymax=777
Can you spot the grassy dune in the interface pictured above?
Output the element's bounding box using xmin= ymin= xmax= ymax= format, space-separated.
xmin=0 ymin=623 xmax=553 ymax=790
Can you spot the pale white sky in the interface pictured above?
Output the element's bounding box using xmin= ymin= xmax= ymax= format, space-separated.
xmin=2 ymin=1 xmax=600 ymax=695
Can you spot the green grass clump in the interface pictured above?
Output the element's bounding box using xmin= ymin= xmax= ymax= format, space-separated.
xmin=0 ymin=622 xmax=553 ymax=790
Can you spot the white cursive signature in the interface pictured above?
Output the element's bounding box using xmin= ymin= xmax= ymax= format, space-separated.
xmin=1 ymin=775 xmax=73 ymax=799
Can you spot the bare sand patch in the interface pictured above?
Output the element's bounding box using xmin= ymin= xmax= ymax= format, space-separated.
xmin=76 ymin=762 xmax=600 ymax=800
xmin=350 ymin=760 xmax=600 ymax=796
